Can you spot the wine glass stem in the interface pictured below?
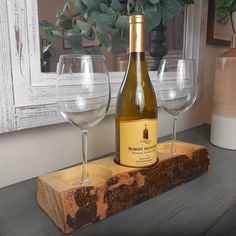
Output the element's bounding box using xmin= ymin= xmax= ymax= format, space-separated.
xmin=172 ymin=116 xmax=178 ymax=154
xmin=81 ymin=129 xmax=89 ymax=182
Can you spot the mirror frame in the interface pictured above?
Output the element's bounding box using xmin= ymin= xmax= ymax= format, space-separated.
xmin=0 ymin=0 xmax=208 ymax=133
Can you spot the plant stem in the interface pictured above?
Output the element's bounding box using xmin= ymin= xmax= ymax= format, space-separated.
xmin=115 ymin=6 xmax=127 ymax=17
xmin=229 ymin=11 xmax=236 ymax=34
xmin=69 ymin=12 xmax=81 ymax=20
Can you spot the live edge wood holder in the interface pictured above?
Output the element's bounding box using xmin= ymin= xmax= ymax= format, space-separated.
xmin=37 ymin=141 xmax=210 ymax=234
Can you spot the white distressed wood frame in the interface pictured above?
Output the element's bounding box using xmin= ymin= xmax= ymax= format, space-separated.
xmin=0 ymin=0 xmax=208 ymax=133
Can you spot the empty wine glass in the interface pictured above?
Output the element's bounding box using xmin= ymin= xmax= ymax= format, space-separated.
xmin=57 ymin=54 xmax=111 ymax=185
xmin=157 ymin=59 xmax=197 ymax=154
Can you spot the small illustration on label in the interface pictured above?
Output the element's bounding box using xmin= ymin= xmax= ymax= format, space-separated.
xmin=143 ymin=124 xmax=148 ymax=139
xmin=139 ymin=124 xmax=151 ymax=144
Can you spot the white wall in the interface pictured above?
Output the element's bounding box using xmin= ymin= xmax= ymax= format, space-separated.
xmin=0 ymin=44 xmax=228 ymax=188
xmin=0 ymin=117 xmax=116 ymax=188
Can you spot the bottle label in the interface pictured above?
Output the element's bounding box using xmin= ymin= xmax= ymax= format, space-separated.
xmin=120 ymin=119 xmax=157 ymax=167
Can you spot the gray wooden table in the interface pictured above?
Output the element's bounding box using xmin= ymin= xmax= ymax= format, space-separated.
xmin=1 ymin=124 xmax=236 ymax=236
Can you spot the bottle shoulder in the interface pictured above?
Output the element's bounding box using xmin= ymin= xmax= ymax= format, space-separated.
xmin=118 ymin=71 xmax=157 ymax=96
xmin=116 ymin=72 xmax=158 ymax=118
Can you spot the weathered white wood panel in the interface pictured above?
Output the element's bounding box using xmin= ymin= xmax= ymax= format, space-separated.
xmin=0 ymin=0 xmax=208 ymax=134
xmin=0 ymin=0 xmax=16 ymax=132
xmin=26 ymin=0 xmax=42 ymax=85
xmin=15 ymin=98 xmax=117 ymax=130
xmin=7 ymin=0 xmax=32 ymax=107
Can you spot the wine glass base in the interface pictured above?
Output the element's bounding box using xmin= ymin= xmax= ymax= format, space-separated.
xmin=73 ymin=178 xmax=94 ymax=186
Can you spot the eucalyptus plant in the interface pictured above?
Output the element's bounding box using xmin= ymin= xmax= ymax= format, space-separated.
xmin=215 ymin=0 xmax=236 ymax=33
xmin=40 ymin=0 xmax=194 ymax=52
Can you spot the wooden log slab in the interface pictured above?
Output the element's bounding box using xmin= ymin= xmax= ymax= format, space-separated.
xmin=37 ymin=141 xmax=210 ymax=234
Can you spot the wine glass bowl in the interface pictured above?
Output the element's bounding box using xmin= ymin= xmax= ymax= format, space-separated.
xmin=157 ymin=59 xmax=197 ymax=154
xmin=57 ymin=54 xmax=111 ymax=185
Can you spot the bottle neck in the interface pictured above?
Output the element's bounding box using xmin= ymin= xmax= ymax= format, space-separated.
xmin=129 ymin=21 xmax=145 ymax=53
xmin=128 ymin=52 xmax=146 ymax=64
xmin=127 ymin=52 xmax=148 ymax=76
xmin=128 ymin=16 xmax=146 ymax=73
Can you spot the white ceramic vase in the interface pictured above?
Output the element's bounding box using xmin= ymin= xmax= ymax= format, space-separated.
xmin=211 ymin=34 xmax=236 ymax=149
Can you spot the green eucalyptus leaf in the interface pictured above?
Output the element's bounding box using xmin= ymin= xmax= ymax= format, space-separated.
xmin=82 ymin=0 xmax=106 ymax=9
xmin=51 ymin=30 xmax=63 ymax=38
xmin=184 ymin=0 xmax=194 ymax=3
xmin=65 ymin=35 xmax=82 ymax=50
xmin=226 ymin=0 xmax=235 ymax=7
xmin=215 ymin=0 xmax=224 ymax=7
xmin=60 ymin=16 xmax=73 ymax=30
xmin=160 ymin=0 xmax=182 ymax=19
xmin=215 ymin=0 xmax=236 ymax=18
xmin=111 ymin=28 xmax=128 ymax=49
xmin=178 ymin=0 xmax=194 ymax=4
xmin=111 ymin=0 xmax=122 ymax=11
xmin=134 ymin=5 xmax=143 ymax=14
xmin=232 ymin=1 xmax=236 ymax=11
xmin=149 ymin=0 xmax=160 ymax=4
xmin=219 ymin=0 xmax=234 ymax=8
xmin=100 ymin=33 xmax=112 ymax=51
xmin=39 ymin=20 xmax=55 ymax=29
xmin=100 ymin=3 xmax=115 ymax=15
xmin=127 ymin=1 xmax=131 ymax=14
xmin=88 ymin=9 xmax=102 ymax=20
xmin=40 ymin=0 xmax=192 ymax=52
xmin=145 ymin=14 xmax=161 ymax=31
xmin=96 ymin=14 xmax=115 ymax=26
xmin=100 ymin=3 xmax=109 ymax=13
xmin=75 ymin=20 xmax=90 ymax=34
xmin=215 ymin=0 xmax=233 ymax=8
xmin=115 ymin=15 xmax=129 ymax=29
xmin=74 ymin=20 xmax=96 ymax=40
xmin=144 ymin=4 xmax=161 ymax=31
xmin=106 ymin=8 xmax=116 ymax=16
xmin=217 ymin=7 xmax=229 ymax=16
xmin=85 ymin=28 xmax=96 ymax=40
xmin=82 ymin=0 xmax=98 ymax=9
xmin=74 ymin=0 xmax=87 ymax=13
xmin=95 ymin=14 xmax=117 ymax=34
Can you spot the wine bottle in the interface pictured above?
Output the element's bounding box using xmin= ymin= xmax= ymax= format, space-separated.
xmin=115 ymin=15 xmax=158 ymax=167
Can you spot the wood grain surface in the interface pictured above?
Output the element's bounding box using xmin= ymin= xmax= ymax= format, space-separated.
xmin=37 ymin=141 xmax=210 ymax=233
xmin=1 ymin=125 xmax=235 ymax=236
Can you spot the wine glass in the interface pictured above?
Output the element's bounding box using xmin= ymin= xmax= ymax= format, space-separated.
xmin=57 ymin=54 xmax=111 ymax=185
xmin=157 ymin=59 xmax=197 ymax=154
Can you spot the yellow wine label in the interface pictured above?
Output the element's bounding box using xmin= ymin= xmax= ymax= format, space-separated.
xmin=120 ymin=119 xmax=157 ymax=167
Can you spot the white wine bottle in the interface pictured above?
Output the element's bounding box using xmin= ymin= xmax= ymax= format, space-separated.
xmin=115 ymin=15 xmax=158 ymax=167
